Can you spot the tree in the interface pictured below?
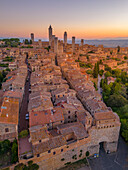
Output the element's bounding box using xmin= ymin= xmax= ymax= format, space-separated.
xmin=30 ymin=40 xmax=32 ymax=44
xmin=110 ymin=51 xmax=113 ymax=55
xmin=93 ymin=63 xmax=98 ymax=78
xmin=97 ymin=62 xmax=99 ymax=73
xmin=86 ymin=55 xmax=89 ymax=61
xmin=106 ymin=94 xmax=127 ymax=108
xmin=105 ymin=71 xmax=111 ymax=78
xmin=99 ymin=69 xmax=104 ymax=76
xmin=14 ymin=161 xmax=39 ymax=170
xmin=24 ymin=39 xmax=29 ymax=44
xmin=14 ymin=163 xmax=24 ymax=170
xmin=0 ymin=139 xmax=11 ymax=155
xmin=105 ymin=65 xmax=112 ymax=73
xmin=112 ymin=69 xmax=121 ymax=78
xmin=99 ymin=59 xmax=103 ymax=64
xmin=121 ymin=119 xmax=128 ymax=142
xmin=94 ymin=82 xmax=98 ymax=91
xmin=124 ymin=56 xmax=128 ymax=60
xmin=19 ymin=130 xmax=28 ymax=138
xmin=86 ymin=69 xmax=93 ymax=75
xmin=11 ymin=140 xmax=18 ymax=163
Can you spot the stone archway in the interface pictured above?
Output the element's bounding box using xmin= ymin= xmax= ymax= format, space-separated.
xmin=98 ymin=136 xmax=109 ymax=153
xmin=99 ymin=141 xmax=107 ymax=153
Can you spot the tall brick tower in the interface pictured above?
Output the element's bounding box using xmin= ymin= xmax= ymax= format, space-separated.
xmin=64 ymin=31 xmax=67 ymax=46
xmin=31 ymin=33 xmax=34 ymax=42
xmin=81 ymin=39 xmax=84 ymax=46
xmin=54 ymin=37 xmax=58 ymax=54
xmin=49 ymin=25 xmax=52 ymax=46
xmin=72 ymin=36 xmax=75 ymax=53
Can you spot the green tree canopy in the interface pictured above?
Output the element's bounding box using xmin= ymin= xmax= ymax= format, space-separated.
xmin=106 ymin=94 xmax=127 ymax=108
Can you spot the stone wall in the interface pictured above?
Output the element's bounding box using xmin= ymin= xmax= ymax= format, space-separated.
xmin=89 ymin=125 xmax=120 ymax=152
xmin=0 ymin=123 xmax=17 ymax=141
xmin=20 ymin=136 xmax=99 ymax=170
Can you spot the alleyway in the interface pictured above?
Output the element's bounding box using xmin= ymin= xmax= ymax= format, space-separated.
xmin=18 ymin=54 xmax=31 ymax=132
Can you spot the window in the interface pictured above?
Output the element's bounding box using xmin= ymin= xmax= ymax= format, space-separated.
xmin=58 ymin=95 xmax=60 ymax=98
xmin=61 ymin=121 xmax=63 ymax=123
xmin=34 ymin=114 xmax=37 ymax=116
xmin=68 ymin=116 xmax=70 ymax=119
xmin=39 ymin=140 xmax=41 ymax=143
xmin=37 ymin=154 xmax=40 ymax=157
xmin=48 ymin=150 xmax=51 ymax=153
xmin=75 ymin=115 xmax=77 ymax=118
xmin=61 ymin=149 xmax=63 ymax=152
xmin=5 ymin=128 xmax=9 ymax=132
xmin=53 ymin=151 xmax=56 ymax=155
xmin=68 ymin=111 xmax=70 ymax=114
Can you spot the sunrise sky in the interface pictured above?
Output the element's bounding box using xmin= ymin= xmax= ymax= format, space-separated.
xmin=0 ymin=0 xmax=128 ymax=39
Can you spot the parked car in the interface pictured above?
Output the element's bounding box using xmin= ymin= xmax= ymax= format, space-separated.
xmin=26 ymin=113 xmax=29 ymax=120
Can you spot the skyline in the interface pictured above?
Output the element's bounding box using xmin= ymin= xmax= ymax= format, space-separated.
xmin=1 ymin=0 xmax=128 ymax=39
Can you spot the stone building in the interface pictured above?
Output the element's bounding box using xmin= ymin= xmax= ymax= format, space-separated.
xmin=0 ymin=90 xmax=22 ymax=141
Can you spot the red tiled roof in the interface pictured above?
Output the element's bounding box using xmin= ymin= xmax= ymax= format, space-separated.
xmin=94 ymin=111 xmax=116 ymax=120
xmin=29 ymin=107 xmax=64 ymax=127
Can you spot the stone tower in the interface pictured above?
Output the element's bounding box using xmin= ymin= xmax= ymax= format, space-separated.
xmin=58 ymin=40 xmax=63 ymax=54
xmin=72 ymin=36 xmax=75 ymax=53
xmin=64 ymin=32 xmax=67 ymax=46
xmin=54 ymin=37 xmax=58 ymax=54
xmin=81 ymin=39 xmax=84 ymax=46
xmin=48 ymin=25 xmax=52 ymax=46
xmin=31 ymin=33 xmax=34 ymax=42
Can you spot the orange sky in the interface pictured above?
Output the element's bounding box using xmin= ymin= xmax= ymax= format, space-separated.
xmin=1 ymin=0 xmax=128 ymax=39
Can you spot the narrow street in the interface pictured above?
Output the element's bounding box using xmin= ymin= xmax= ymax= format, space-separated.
xmin=97 ymin=74 xmax=104 ymax=96
xmin=18 ymin=54 xmax=31 ymax=133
